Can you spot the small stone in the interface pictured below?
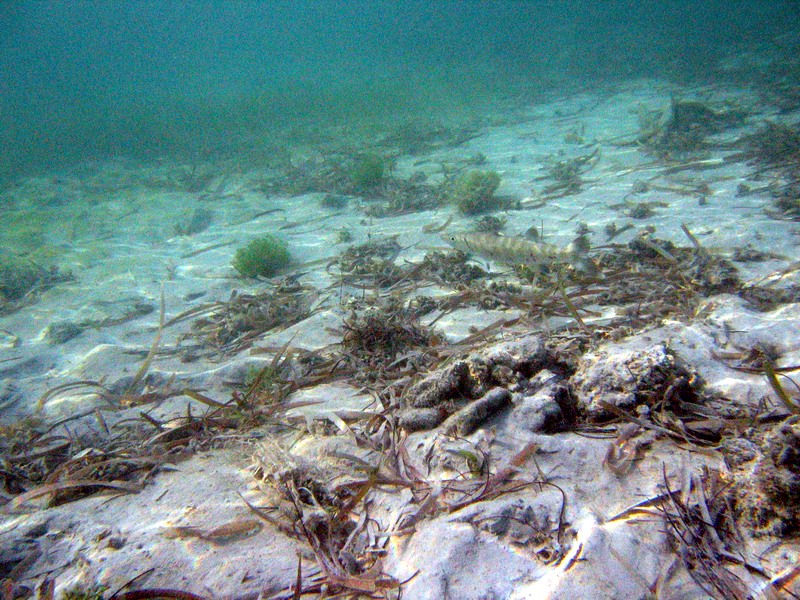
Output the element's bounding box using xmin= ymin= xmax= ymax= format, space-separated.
xmin=720 ymin=438 xmax=759 ymax=469
xmin=105 ymin=536 xmax=127 ymax=550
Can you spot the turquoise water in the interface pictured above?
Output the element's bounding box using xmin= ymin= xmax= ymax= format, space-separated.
xmin=3 ymin=3 xmax=800 ymax=597
xmin=1 ymin=1 xmax=796 ymax=181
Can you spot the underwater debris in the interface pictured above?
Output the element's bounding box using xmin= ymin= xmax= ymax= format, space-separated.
xmin=339 ymin=302 xmax=442 ymax=383
xmin=658 ymin=469 xmax=756 ymax=600
xmin=622 ymin=230 xmax=741 ymax=294
xmin=376 ymin=120 xmax=479 ymax=155
xmin=626 ymin=233 xmax=678 ymax=261
xmin=538 ymin=149 xmax=599 ymax=197
xmin=430 ymin=226 xmax=747 ymax=336
xmin=638 ymin=99 xmax=745 ymax=158
xmin=731 ymin=244 xmax=781 ymax=262
xmin=603 ymin=221 xmax=635 ymax=240
xmin=769 ymin=183 xmax=800 ymax=220
xmin=232 ymin=234 xmax=291 ymax=278
xmin=608 ymin=199 xmax=669 ymax=220
xmin=406 ymin=294 xmax=439 ymax=318
xmin=741 ymin=121 xmax=800 ymax=168
xmin=259 ymin=151 xmax=439 ymax=216
xmin=242 ymin=361 xmax=287 ymax=401
xmin=257 ymin=154 xmax=350 ymax=197
xmin=41 ymin=301 xmax=154 ymax=345
xmin=436 ymin=279 xmax=527 ymax=313
xmin=417 ymin=250 xmax=487 ymax=286
xmin=360 ymin=175 xmax=442 ymax=217
xmin=251 ymin=439 xmax=401 ymax=596
xmin=330 ymin=236 xmax=404 ymax=288
xmin=739 ymin=284 xmax=800 ymax=312
xmin=252 ymin=441 xmax=352 ymax=527
xmin=331 ymin=238 xmax=492 ymax=294
xmin=4 ymin=338 xmax=303 ymax=511
xmin=735 ymin=122 xmax=800 ymax=220
xmin=188 ymin=278 xmax=313 ymax=354
xmin=175 ymin=164 xmax=217 ymax=193
xmin=626 ymin=202 xmax=655 ymax=219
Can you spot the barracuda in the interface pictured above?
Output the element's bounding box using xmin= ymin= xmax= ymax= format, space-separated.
xmin=444 ymin=232 xmax=598 ymax=275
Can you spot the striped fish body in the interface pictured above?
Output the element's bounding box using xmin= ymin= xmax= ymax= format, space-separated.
xmin=445 ymin=232 xmax=597 ymax=275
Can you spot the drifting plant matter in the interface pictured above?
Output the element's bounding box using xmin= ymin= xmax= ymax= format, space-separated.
xmin=638 ymin=99 xmax=745 ymax=158
xmin=188 ymin=277 xmax=313 ymax=355
xmin=329 ymin=236 xmax=405 ymax=288
xmin=338 ymin=301 xmax=443 ymax=384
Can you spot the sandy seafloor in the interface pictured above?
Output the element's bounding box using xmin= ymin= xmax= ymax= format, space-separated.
xmin=1 ymin=77 xmax=800 ymax=599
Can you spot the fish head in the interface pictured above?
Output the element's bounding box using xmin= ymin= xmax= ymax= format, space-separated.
xmin=442 ymin=232 xmax=470 ymax=254
xmin=572 ymin=256 xmax=600 ymax=276
xmin=566 ymin=235 xmax=600 ymax=276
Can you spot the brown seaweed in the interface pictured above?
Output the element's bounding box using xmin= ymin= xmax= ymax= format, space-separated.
xmin=186 ymin=277 xmax=314 ymax=356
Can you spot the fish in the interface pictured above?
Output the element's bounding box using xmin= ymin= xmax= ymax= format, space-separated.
xmin=163 ymin=517 xmax=263 ymax=544
xmin=444 ymin=231 xmax=598 ymax=276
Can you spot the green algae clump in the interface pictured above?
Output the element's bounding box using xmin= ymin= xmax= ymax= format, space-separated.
xmin=449 ymin=170 xmax=501 ymax=215
xmin=232 ymin=235 xmax=291 ymax=278
xmin=349 ymin=154 xmax=386 ymax=191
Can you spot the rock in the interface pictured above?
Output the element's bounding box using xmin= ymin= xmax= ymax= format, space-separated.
xmin=405 ymin=359 xmax=489 ymax=409
xmin=399 ymin=334 xmax=554 ymax=431
xmin=731 ymin=416 xmax=800 ymax=536
xmin=511 ymin=384 xmax=570 ymax=433
xmin=570 ymin=341 xmax=694 ymax=420
xmin=399 ymin=407 xmax=446 ymax=432
xmin=0 ymin=519 xmax=48 ymax=579
xmin=441 ymin=387 xmax=512 ymax=436
xmin=481 ymin=334 xmax=550 ymax=376
xmin=720 ymin=437 xmax=760 ymax=469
